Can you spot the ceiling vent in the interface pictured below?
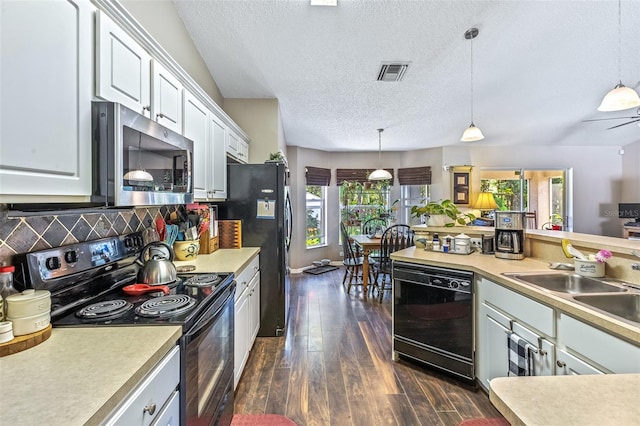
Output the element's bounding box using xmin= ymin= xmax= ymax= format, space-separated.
xmin=377 ymin=62 xmax=410 ymax=82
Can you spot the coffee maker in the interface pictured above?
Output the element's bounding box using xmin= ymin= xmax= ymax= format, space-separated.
xmin=495 ymin=211 xmax=526 ymax=260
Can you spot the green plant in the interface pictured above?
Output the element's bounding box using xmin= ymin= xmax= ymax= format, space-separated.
xmin=411 ymin=199 xmax=476 ymax=227
xmin=268 ymin=151 xmax=285 ymax=161
xmin=550 ymin=213 xmax=563 ymax=224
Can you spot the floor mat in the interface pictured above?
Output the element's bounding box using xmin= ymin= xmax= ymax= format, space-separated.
xmin=303 ymin=265 xmax=338 ymax=275
xmin=231 ymin=414 xmax=297 ymax=425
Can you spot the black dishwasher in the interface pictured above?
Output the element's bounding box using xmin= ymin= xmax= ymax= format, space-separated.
xmin=392 ymin=261 xmax=474 ymax=383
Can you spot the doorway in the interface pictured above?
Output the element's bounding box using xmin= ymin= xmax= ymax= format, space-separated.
xmin=478 ymin=168 xmax=573 ymax=231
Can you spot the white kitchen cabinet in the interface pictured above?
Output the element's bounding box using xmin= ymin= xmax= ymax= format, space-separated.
xmin=227 ymin=129 xmax=249 ymax=164
xmin=102 ymin=345 xmax=180 ymax=426
xmin=96 ymin=9 xmax=151 ymax=117
xmin=238 ymin=139 xmax=250 ymax=163
xmin=151 ymin=60 xmax=183 ymax=133
xmin=558 ymin=313 xmax=640 ymax=374
xmin=96 ymin=12 xmax=183 ymax=133
xmin=183 ymin=91 xmax=209 ymax=200
xmin=0 ymin=0 xmax=93 ymax=199
xmin=209 ymin=114 xmax=228 ymax=199
xmin=233 ymin=254 xmax=260 ymax=389
xmin=555 ymin=348 xmax=604 ymax=375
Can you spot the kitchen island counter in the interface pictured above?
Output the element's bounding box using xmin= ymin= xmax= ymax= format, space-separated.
xmin=489 ymin=374 xmax=640 ymax=426
xmin=0 ymin=326 xmax=182 ymax=426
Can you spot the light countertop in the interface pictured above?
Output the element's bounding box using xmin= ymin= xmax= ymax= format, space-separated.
xmin=489 ymin=374 xmax=640 ymax=426
xmin=173 ymin=247 xmax=260 ymax=275
xmin=0 ymin=326 xmax=182 ymax=426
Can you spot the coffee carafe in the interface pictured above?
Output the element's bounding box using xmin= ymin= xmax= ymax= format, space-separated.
xmin=494 ymin=211 xmax=526 ymax=260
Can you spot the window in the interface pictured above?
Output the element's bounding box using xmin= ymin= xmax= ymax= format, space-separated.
xmin=397 ymin=166 xmax=432 ymax=225
xmin=339 ymin=182 xmax=390 ymax=235
xmin=305 ymin=166 xmax=331 ymax=248
xmin=306 ymin=185 xmax=326 ymax=248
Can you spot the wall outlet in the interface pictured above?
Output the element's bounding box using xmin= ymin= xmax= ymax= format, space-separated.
xmin=470 ymin=238 xmax=482 ymax=249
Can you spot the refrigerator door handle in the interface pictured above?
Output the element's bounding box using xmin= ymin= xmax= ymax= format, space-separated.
xmin=285 ymin=191 xmax=293 ymax=252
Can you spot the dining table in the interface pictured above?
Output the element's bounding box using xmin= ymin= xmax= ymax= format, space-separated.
xmin=350 ymin=234 xmax=382 ymax=295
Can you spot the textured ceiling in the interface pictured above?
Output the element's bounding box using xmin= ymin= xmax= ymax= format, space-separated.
xmin=174 ymin=0 xmax=640 ymax=152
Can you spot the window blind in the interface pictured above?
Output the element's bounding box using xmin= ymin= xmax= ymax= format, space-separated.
xmin=397 ymin=166 xmax=432 ymax=185
xmin=305 ymin=166 xmax=331 ymax=186
xmin=336 ymin=168 xmax=394 ymax=185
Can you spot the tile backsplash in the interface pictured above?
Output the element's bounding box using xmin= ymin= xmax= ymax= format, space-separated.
xmin=0 ymin=204 xmax=180 ymax=266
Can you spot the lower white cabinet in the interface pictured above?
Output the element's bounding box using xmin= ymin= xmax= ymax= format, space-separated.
xmin=555 ymin=348 xmax=604 ymax=375
xmin=102 ymin=345 xmax=180 ymax=426
xmin=234 ymin=255 xmax=261 ymax=389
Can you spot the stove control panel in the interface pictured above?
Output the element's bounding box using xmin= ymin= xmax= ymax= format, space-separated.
xmin=17 ymin=231 xmax=145 ymax=287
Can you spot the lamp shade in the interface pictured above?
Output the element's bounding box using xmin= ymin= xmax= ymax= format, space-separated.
xmin=461 ymin=123 xmax=485 ymax=142
xmin=368 ymin=168 xmax=392 ymax=181
xmin=474 ymin=192 xmax=498 ymax=210
xmin=597 ymin=82 xmax=640 ymax=111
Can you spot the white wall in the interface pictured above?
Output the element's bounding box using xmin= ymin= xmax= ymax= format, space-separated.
xmin=621 ymin=140 xmax=640 ymax=201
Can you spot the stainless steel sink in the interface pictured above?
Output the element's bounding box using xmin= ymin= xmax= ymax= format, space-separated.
xmin=573 ymin=294 xmax=640 ymax=324
xmin=502 ymin=272 xmax=628 ymax=294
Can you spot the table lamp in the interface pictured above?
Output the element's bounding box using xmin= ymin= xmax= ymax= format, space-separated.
xmin=474 ymin=192 xmax=498 ymax=217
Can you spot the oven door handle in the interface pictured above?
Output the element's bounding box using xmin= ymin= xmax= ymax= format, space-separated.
xmin=185 ymin=285 xmax=234 ymax=339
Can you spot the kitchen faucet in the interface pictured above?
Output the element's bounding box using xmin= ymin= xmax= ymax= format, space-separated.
xmin=632 ymin=250 xmax=640 ymax=271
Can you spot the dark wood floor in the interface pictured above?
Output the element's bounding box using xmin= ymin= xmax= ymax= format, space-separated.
xmin=233 ymin=268 xmax=504 ymax=426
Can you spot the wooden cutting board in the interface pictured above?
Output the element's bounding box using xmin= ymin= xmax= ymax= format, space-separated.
xmin=0 ymin=324 xmax=52 ymax=357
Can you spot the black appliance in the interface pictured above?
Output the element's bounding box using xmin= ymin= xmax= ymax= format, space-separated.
xmin=218 ymin=162 xmax=292 ymax=337
xmin=495 ymin=211 xmax=526 ymax=260
xmin=13 ymin=232 xmax=234 ymax=426
xmin=392 ymin=262 xmax=475 ymax=383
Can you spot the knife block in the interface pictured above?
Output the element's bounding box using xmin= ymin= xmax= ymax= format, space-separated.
xmin=218 ymin=220 xmax=242 ymax=249
xmin=199 ymin=231 xmax=219 ymax=254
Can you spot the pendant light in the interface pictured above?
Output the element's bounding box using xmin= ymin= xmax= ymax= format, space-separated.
xmin=461 ymin=27 xmax=484 ymax=142
xmin=123 ymin=133 xmax=153 ymax=182
xmin=368 ymin=128 xmax=392 ymax=181
xmin=598 ymin=0 xmax=640 ymax=112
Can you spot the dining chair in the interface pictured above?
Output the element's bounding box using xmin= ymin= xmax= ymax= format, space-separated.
xmin=340 ymin=221 xmax=366 ymax=294
xmin=362 ymin=217 xmax=387 ymax=236
xmin=372 ymin=224 xmax=414 ymax=302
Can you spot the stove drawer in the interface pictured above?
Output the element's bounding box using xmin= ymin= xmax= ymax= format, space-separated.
xmin=102 ymin=345 xmax=180 ymax=426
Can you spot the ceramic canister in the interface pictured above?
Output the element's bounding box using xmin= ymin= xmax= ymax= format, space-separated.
xmin=454 ymin=233 xmax=472 ymax=254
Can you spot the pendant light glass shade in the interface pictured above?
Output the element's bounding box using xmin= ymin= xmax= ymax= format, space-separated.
xmin=368 ymin=128 xmax=392 ymax=181
xmin=598 ymin=0 xmax=640 ymax=112
xmin=597 ymin=82 xmax=640 ymax=111
xmin=461 ymin=28 xmax=484 ymax=142
xmin=461 ymin=123 xmax=485 ymax=142
xmin=124 ymin=133 xmax=153 ymax=182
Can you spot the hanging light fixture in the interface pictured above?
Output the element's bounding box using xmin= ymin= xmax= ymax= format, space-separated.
xmin=461 ymin=27 xmax=484 ymax=142
xmin=598 ymin=0 xmax=640 ymax=112
xmin=368 ymin=128 xmax=392 ymax=181
xmin=123 ymin=133 xmax=153 ymax=182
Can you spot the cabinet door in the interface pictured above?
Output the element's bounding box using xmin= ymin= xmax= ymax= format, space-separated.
xmin=249 ymin=272 xmax=261 ymax=343
xmin=96 ymin=10 xmax=151 ymax=117
xmin=480 ymin=303 xmax=511 ymax=389
xmin=0 ymin=0 xmax=92 ymax=198
xmin=234 ymin=291 xmax=250 ymax=390
xmin=227 ymin=130 xmax=240 ymax=158
xmin=183 ymin=91 xmax=209 ymax=200
xmin=210 ymin=115 xmax=228 ymax=199
xmin=556 ymin=348 xmax=604 ymax=375
xmin=151 ymin=60 xmax=183 ymax=133
xmin=238 ymin=139 xmax=249 ymax=163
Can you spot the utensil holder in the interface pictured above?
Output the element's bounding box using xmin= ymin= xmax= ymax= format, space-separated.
xmin=574 ymin=259 xmax=605 ymax=277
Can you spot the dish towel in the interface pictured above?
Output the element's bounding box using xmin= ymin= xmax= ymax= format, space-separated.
xmin=507 ymin=332 xmax=533 ymax=376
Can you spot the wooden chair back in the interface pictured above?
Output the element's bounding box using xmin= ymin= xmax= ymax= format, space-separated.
xmin=378 ymin=224 xmax=414 ymax=273
xmin=362 ymin=217 xmax=387 ymax=236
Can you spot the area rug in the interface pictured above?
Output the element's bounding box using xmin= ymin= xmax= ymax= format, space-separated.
xmin=303 ymin=265 xmax=338 ymax=275
xmin=231 ymin=414 xmax=297 ymax=425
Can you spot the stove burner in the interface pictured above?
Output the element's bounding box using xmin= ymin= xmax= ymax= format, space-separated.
xmin=183 ymin=274 xmax=221 ymax=287
xmin=135 ymin=295 xmax=197 ymax=318
xmin=76 ymin=299 xmax=133 ymax=320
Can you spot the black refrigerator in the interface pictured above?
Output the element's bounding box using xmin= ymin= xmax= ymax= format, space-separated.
xmin=218 ymin=162 xmax=292 ymax=337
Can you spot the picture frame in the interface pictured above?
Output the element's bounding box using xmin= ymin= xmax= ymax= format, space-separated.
xmin=452 ymin=171 xmax=470 ymax=205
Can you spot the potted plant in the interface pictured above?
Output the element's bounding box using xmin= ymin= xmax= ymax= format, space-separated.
xmin=411 ymin=199 xmax=476 ymax=227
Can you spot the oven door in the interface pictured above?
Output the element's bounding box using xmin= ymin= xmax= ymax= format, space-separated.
xmin=181 ymin=282 xmax=235 ymax=426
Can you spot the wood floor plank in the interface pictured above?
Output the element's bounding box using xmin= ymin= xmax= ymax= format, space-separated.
xmin=234 ymin=267 xmax=507 ymax=426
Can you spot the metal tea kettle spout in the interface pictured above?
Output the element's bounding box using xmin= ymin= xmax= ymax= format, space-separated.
xmin=136 ymin=241 xmax=177 ymax=285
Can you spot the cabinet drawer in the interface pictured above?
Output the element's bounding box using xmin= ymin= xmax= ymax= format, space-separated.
xmin=556 ymin=348 xmax=604 ymax=375
xmin=102 ymin=345 xmax=180 ymax=426
xmin=481 ymin=278 xmax=555 ymax=337
xmin=559 ymin=314 xmax=640 ymax=373
xmin=150 ymin=390 xmax=179 ymax=426
xmin=235 ymin=255 xmax=260 ymax=300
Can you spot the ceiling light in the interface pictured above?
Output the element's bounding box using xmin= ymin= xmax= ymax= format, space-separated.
xmin=368 ymin=129 xmax=392 ymax=181
xmin=310 ymin=0 xmax=337 ymax=6
xmin=461 ymin=27 xmax=484 ymax=142
xmin=598 ymin=0 xmax=640 ymax=112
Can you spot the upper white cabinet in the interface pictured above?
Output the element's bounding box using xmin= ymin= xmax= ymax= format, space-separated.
xmin=227 ymin=129 xmax=249 ymax=164
xmin=96 ymin=9 xmax=151 ymax=117
xmin=151 ymin=60 xmax=183 ymax=133
xmin=0 ymin=0 xmax=93 ymax=198
xmin=209 ymin=114 xmax=228 ymax=199
xmin=183 ymin=91 xmax=209 ymax=200
xmin=96 ymin=12 xmax=183 ymax=134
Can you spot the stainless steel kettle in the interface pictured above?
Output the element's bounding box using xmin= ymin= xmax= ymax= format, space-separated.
xmin=135 ymin=241 xmax=177 ymax=285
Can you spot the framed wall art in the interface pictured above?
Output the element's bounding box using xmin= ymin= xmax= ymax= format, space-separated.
xmin=451 ymin=166 xmax=472 ymax=205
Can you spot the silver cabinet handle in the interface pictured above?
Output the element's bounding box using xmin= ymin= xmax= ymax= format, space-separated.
xmin=142 ymin=105 xmax=151 ymax=112
xmin=156 ymin=113 xmax=165 ymax=120
xmin=144 ymin=402 xmax=157 ymax=415
xmin=556 ymin=360 xmax=566 ymax=368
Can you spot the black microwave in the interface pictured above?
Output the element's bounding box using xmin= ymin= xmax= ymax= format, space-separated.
xmin=91 ymin=102 xmax=193 ymax=207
